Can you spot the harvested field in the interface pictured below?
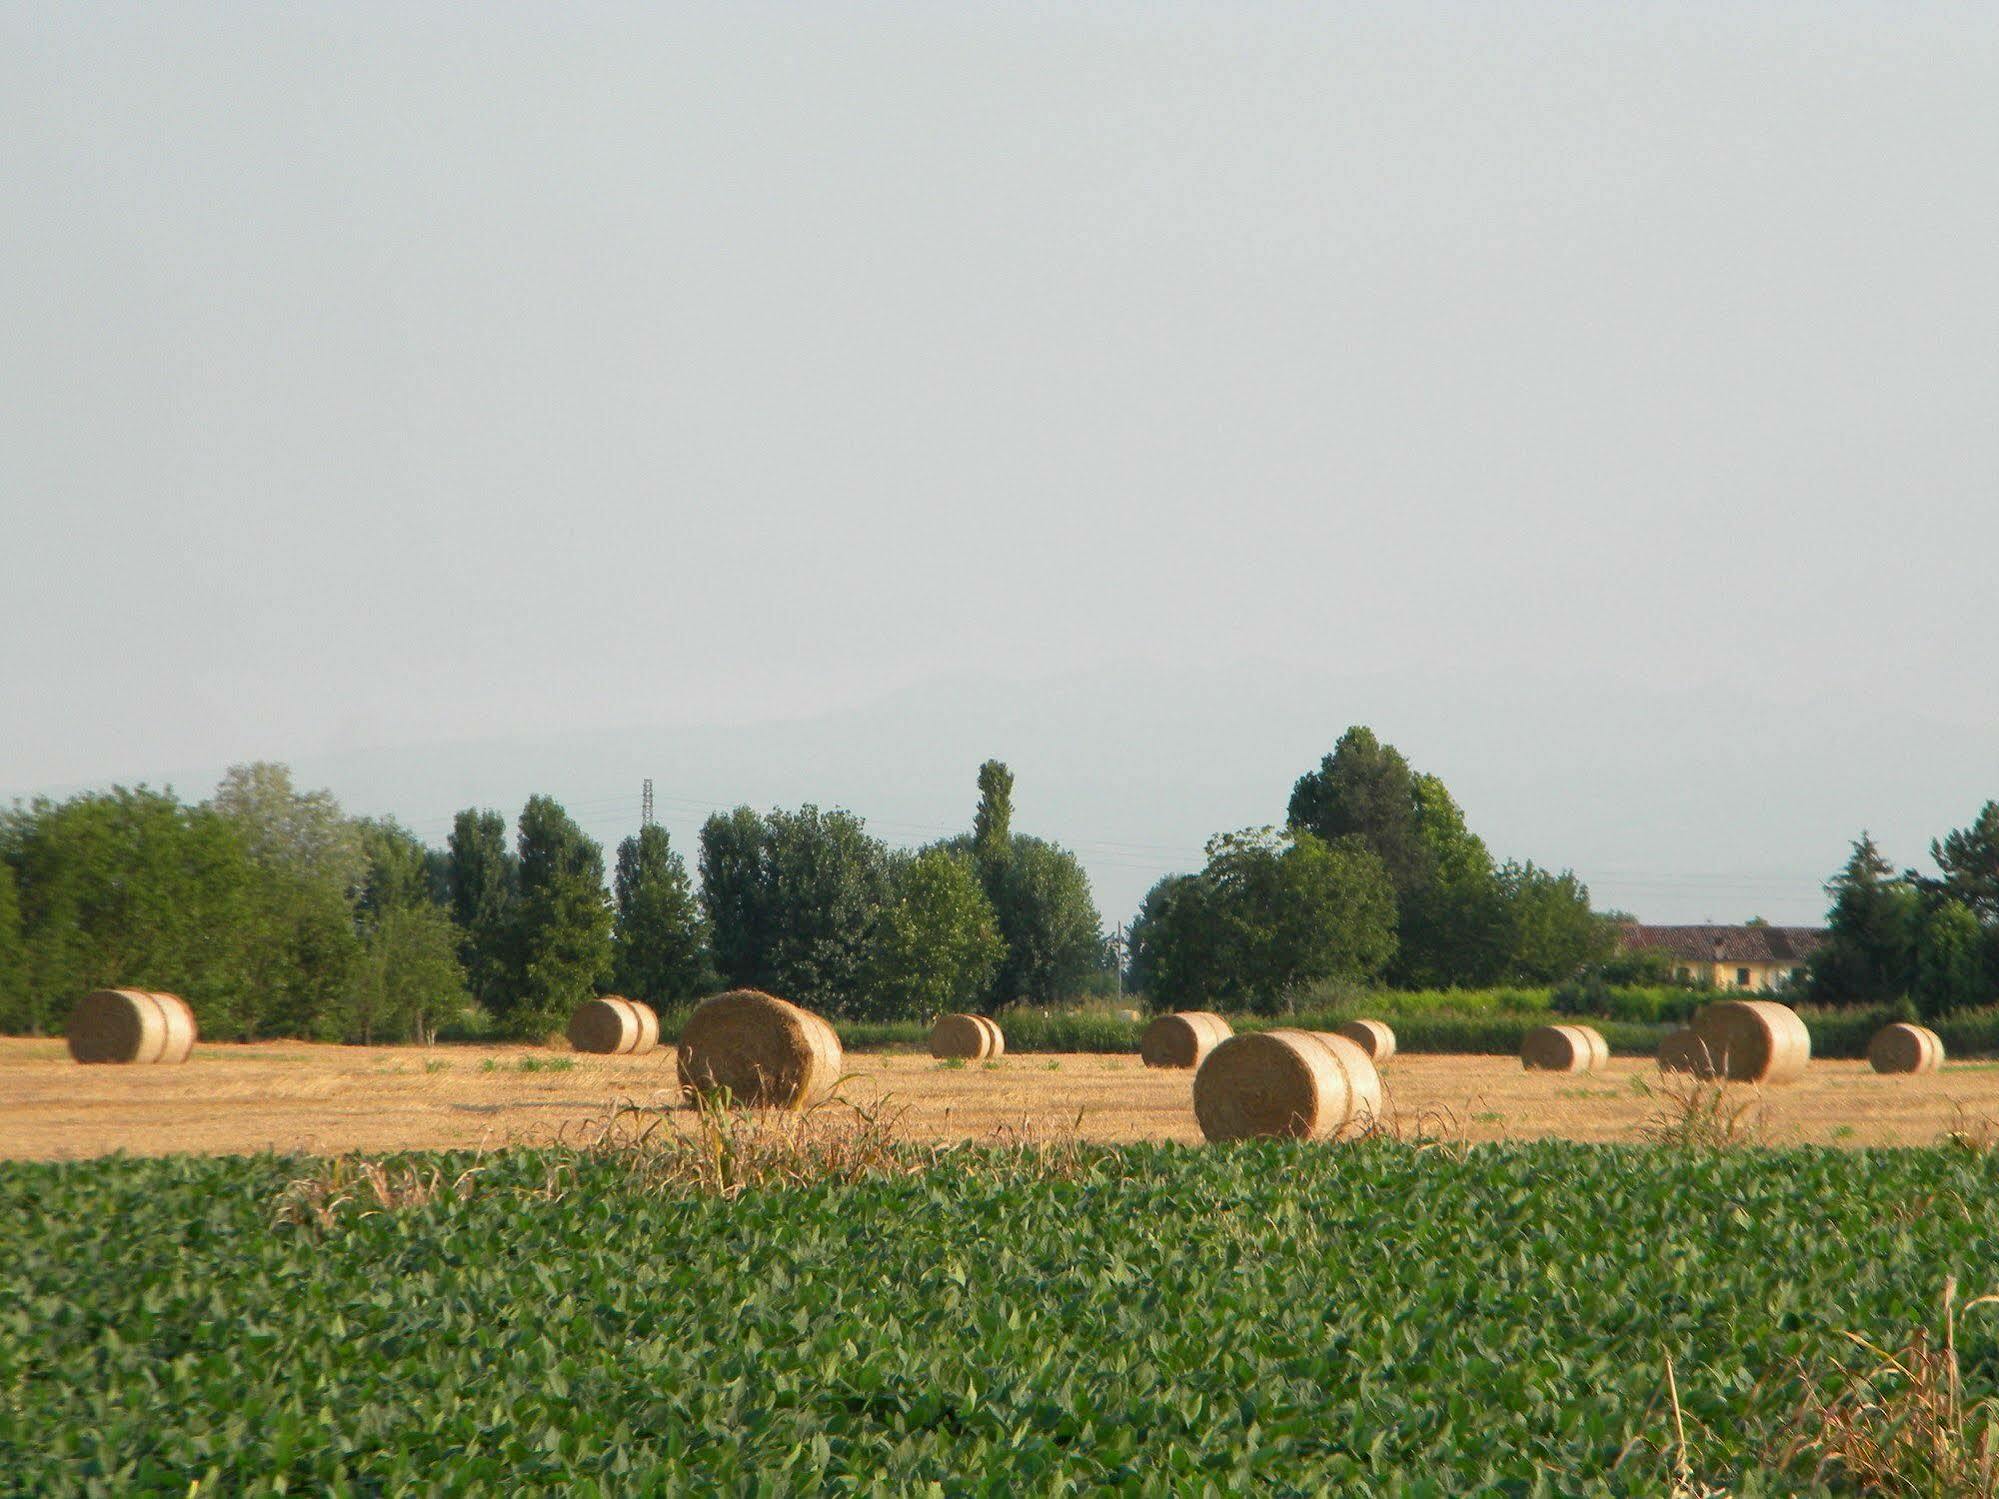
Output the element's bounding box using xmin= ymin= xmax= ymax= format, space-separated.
xmin=6 ymin=1037 xmax=1999 ymax=1158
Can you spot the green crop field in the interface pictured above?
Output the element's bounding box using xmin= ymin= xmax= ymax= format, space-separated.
xmin=7 ymin=1139 xmax=1999 ymax=1495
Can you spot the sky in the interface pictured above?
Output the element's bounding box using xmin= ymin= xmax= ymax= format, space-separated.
xmin=3 ymin=5 xmax=1996 ymax=926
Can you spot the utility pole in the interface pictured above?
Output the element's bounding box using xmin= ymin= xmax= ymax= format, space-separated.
xmin=1109 ymin=922 xmax=1127 ymax=999
xmin=641 ymin=779 xmax=654 ymax=829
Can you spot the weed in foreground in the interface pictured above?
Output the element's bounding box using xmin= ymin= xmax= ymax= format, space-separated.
xmin=274 ymin=1156 xmax=483 ymax=1236
xmin=1633 ymin=1073 xmax=1767 ymax=1150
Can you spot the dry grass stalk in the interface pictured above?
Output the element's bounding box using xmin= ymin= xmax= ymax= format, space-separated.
xmin=1634 ymin=1071 xmax=1768 ymax=1150
xmin=1783 ymin=1278 xmax=1999 ymax=1496
xmin=1139 ymin=1011 xmax=1231 ymax=1070
xmin=677 ymin=990 xmax=842 ymax=1108
xmin=273 ymin=1155 xmax=483 ymax=1235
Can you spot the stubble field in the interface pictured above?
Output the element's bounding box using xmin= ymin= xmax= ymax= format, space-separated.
xmin=3 ymin=1036 xmax=1996 ymax=1159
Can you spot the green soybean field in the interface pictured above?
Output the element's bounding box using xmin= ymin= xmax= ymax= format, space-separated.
xmin=6 ymin=1141 xmax=1999 ymax=1495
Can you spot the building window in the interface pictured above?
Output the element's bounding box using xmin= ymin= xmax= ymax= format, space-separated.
xmin=1737 ymin=967 xmax=1751 ymax=988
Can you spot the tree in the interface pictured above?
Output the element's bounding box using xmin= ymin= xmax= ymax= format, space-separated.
xmin=1933 ymin=802 xmax=1999 ymax=923
xmin=1286 ymin=727 xmax=1431 ymax=895
xmin=1913 ymin=898 xmax=1987 ymax=1020
xmin=972 ymin=760 xmax=1014 ymax=878
xmin=865 ymin=849 xmax=1002 ymax=1020
xmin=1492 ymin=861 xmax=1611 ymax=983
xmin=984 ymin=835 xmax=1103 ymax=1007
xmin=1128 ymin=829 xmax=1396 ymax=1014
xmin=0 ymin=860 xmax=28 ymax=1033
xmin=1393 ymin=774 xmax=1507 ymax=987
xmin=208 ymin=764 xmax=363 ymax=1038
xmin=698 ymin=805 xmax=892 ymax=1019
xmin=501 ymin=796 xmax=613 ymax=1039
xmin=446 ymin=809 xmax=519 ymax=1019
xmin=612 ymin=825 xmax=714 ymax=1010
xmin=345 ymin=903 xmax=471 ymax=1045
xmin=355 ymin=817 xmax=446 ymax=923
xmin=1810 ymin=834 xmax=1919 ymax=1006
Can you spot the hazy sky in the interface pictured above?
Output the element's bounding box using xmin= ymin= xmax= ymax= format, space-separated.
xmin=4 ymin=6 xmax=1996 ymax=921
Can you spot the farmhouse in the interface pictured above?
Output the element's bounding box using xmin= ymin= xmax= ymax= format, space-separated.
xmin=1619 ymin=923 xmax=1826 ymax=992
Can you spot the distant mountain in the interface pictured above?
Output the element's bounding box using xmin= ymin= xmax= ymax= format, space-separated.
xmin=7 ymin=662 xmax=1992 ymax=928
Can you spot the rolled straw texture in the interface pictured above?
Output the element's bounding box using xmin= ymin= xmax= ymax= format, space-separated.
xmin=1868 ymin=1022 xmax=1944 ymax=1075
xmin=1192 ymin=1029 xmax=1382 ymax=1142
xmin=929 ymin=1014 xmax=993 ymax=1060
xmin=568 ymin=996 xmax=645 ymax=1055
xmin=1140 ymin=1011 xmax=1232 ymax=1070
xmin=1521 ymin=1023 xmax=1609 ymax=1074
xmin=67 ymin=989 xmax=197 ymax=1065
xmin=1336 ymin=1018 xmax=1396 ymax=1063
xmin=676 ymin=990 xmax=843 ymax=1108
xmin=1691 ymin=999 xmax=1811 ymax=1085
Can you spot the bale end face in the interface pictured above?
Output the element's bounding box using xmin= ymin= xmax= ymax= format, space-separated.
xmin=1139 ymin=1011 xmax=1231 ymax=1070
xmin=676 ymin=989 xmax=842 ymax=1109
xmin=1868 ymin=1022 xmax=1943 ymax=1075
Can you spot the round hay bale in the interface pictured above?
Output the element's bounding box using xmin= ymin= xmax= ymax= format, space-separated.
xmin=676 ymin=990 xmax=843 ymax=1108
xmin=973 ymin=1015 xmax=1005 ymax=1059
xmin=929 ymin=1013 xmax=993 ymax=1060
xmin=1139 ymin=1011 xmax=1232 ymax=1070
xmin=568 ymin=995 xmax=647 ymax=1055
xmin=1192 ymin=1029 xmax=1383 ymax=1142
xmin=1521 ymin=1023 xmax=1609 ymax=1074
xmin=67 ymin=989 xmax=197 ymax=1065
xmin=1691 ymin=998 xmax=1811 ymax=1085
xmin=1869 ymin=1022 xmax=1944 ymax=1075
xmin=1656 ymin=1027 xmax=1717 ymax=1077
xmin=1336 ymin=1018 xmax=1397 ymax=1063
xmin=628 ymin=999 xmax=660 ymax=1057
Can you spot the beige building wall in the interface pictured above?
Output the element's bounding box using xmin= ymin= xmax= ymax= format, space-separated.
xmin=1669 ymin=960 xmax=1805 ymax=992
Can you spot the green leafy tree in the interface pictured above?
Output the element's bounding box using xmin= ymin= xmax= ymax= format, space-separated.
xmin=0 ymin=860 xmax=28 ymax=1033
xmin=446 ymin=809 xmax=520 ymax=1019
xmin=864 ymin=849 xmax=1002 ymax=1021
xmin=208 ymin=764 xmax=362 ymax=1039
xmin=1810 ymin=834 xmax=1919 ymax=1006
xmin=972 ymin=760 xmax=1014 ymax=878
xmin=1933 ymin=802 xmax=1999 ymax=922
xmin=355 ymin=817 xmax=447 ymax=922
xmin=1913 ymin=898 xmax=1988 ymax=1020
xmin=1492 ymin=861 xmax=1611 ymax=983
xmin=501 ymin=796 xmax=613 ymax=1039
xmin=5 ymin=788 xmax=261 ymax=1037
xmin=345 ymin=903 xmax=471 ymax=1045
xmin=1129 ymin=829 xmax=1396 ymax=1015
xmin=1394 ymin=774 xmax=1508 ymax=987
xmin=612 ymin=825 xmax=715 ymax=1010
xmin=1286 ymin=727 xmax=1431 ymax=895
xmin=985 ymin=835 xmax=1102 ymax=1007
xmin=698 ymin=805 xmax=892 ymax=1019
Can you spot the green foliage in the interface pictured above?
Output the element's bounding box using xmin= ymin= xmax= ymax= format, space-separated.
xmin=1286 ymin=725 xmax=1430 ymax=894
xmin=445 ymin=808 xmax=520 ymax=1018
xmin=501 ymin=796 xmax=613 ymax=1039
xmin=354 ymin=816 xmax=447 ymax=921
xmin=611 ymin=825 xmax=714 ymax=1009
xmin=1933 ymin=801 xmax=1999 ymax=922
xmin=345 ymin=902 xmax=471 ymax=1045
xmin=1913 ymin=899 xmax=1989 ymax=1020
xmin=971 ymin=758 xmax=1013 ymax=876
xmin=864 ymin=849 xmax=1001 ymax=1021
xmin=0 ymin=861 xmax=27 ymax=1032
xmin=982 ymin=834 xmax=1104 ymax=1008
xmin=1132 ymin=829 xmax=1398 ymax=1015
xmin=698 ymin=804 xmax=893 ymax=1019
xmin=1810 ymin=834 xmax=1920 ymax=1007
xmin=10 ymin=1145 xmax=1999 ymax=1490
xmin=1493 ymin=860 xmax=1613 ymax=983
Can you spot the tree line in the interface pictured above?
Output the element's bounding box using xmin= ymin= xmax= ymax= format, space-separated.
xmin=0 ymin=760 xmax=1105 ymax=1041
xmin=1808 ymin=807 xmax=1999 ymax=1018
xmin=1130 ymin=727 xmax=1610 ymax=1013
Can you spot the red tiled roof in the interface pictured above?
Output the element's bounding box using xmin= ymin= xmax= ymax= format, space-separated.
xmin=1619 ymin=924 xmax=1826 ymax=964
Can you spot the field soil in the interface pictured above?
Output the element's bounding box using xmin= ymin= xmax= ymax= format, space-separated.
xmin=4 ymin=1037 xmax=1996 ymax=1159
